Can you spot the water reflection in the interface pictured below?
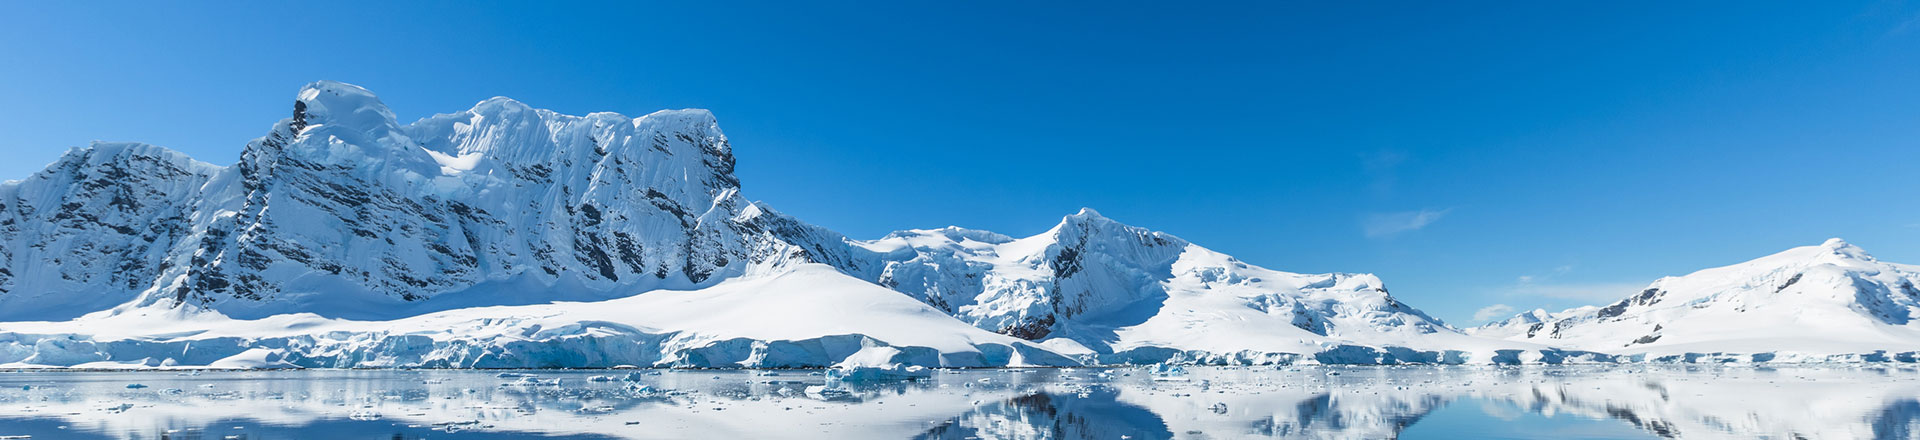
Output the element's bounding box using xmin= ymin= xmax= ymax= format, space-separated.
xmin=0 ymin=366 xmax=1916 ymax=439
xmin=917 ymin=388 xmax=1173 ymax=440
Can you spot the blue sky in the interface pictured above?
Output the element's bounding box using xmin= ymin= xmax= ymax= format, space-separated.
xmin=2 ymin=2 xmax=1917 ymax=325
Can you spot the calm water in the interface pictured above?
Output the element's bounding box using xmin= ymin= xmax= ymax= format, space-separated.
xmin=0 ymin=365 xmax=1915 ymax=439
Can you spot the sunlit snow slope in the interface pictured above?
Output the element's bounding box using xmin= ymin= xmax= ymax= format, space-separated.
xmin=1473 ymin=239 xmax=1920 ymax=362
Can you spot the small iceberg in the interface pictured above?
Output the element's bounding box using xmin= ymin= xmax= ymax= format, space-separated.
xmin=1150 ymin=363 xmax=1191 ymax=381
xmin=826 ymin=346 xmax=934 ymax=383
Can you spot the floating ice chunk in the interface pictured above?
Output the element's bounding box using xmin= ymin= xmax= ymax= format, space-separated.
xmin=503 ymin=377 xmax=561 ymax=387
xmin=804 ymin=385 xmax=854 ymax=400
xmin=1150 ymin=363 xmax=1190 ymax=381
xmin=827 ymin=346 xmax=935 ymax=382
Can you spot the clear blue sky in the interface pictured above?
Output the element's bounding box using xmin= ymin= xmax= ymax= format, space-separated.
xmin=3 ymin=2 xmax=1917 ymax=325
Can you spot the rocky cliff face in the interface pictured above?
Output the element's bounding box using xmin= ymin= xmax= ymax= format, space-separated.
xmin=0 ymin=143 xmax=219 ymax=320
xmin=0 ymin=81 xmax=823 ymax=320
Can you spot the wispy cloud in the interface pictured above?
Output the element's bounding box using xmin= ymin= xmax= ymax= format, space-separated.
xmin=1504 ymin=282 xmax=1645 ymax=302
xmin=1360 ymin=150 xmax=1407 ymax=195
xmin=1889 ymin=9 xmax=1920 ymax=36
xmin=1501 ymin=265 xmax=1642 ymax=303
xmin=1362 ymin=208 xmax=1451 ymax=238
xmin=1472 ymin=304 xmax=1515 ymax=322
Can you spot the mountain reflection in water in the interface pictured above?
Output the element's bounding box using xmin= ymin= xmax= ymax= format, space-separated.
xmin=1 ymin=365 xmax=1917 ymax=439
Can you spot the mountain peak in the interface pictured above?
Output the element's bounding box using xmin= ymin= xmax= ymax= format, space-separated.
xmin=41 ymin=142 xmax=217 ymax=180
xmin=63 ymin=141 xmax=186 ymax=162
xmin=295 ymin=80 xmax=400 ymax=134
xmin=1798 ymin=237 xmax=1875 ymax=264
xmin=466 ymin=96 xmax=534 ymax=115
xmin=1055 ymin=207 xmax=1116 ymax=228
xmin=1819 ymin=237 xmax=1872 ymax=260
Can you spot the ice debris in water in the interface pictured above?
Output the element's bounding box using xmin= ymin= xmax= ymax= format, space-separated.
xmin=828 ymin=364 xmax=932 ymax=383
xmin=1150 ymin=363 xmax=1190 ymax=381
xmin=503 ymin=377 xmax=561 ymax=387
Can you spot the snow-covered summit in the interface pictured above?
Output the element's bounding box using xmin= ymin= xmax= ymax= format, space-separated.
xmin=296 ymin=80 xmax=403 ymax=135
xmin=1474 ymin=239 xmax=1920 ymax=361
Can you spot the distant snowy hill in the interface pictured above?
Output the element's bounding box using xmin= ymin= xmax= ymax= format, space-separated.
xmin=1465 ymin=306 xmax=1598 ymax=340
xmin=1473 ymin=239 xmax=1920 ymax=361
xmin=750 ymin=206 xmax=1589 ymax=364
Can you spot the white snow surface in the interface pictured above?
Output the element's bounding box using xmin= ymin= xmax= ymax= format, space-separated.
xmin=0 ymin=265 xmax=1070 ymax=368
xmin=1474 ymin=238 xmax=1920 ymax=361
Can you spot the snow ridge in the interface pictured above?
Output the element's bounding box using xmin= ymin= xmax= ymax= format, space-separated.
xmin=1474 ymin=238 xmax=1920 ymax=361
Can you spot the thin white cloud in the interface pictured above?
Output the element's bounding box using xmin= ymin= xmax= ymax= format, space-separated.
xmin=1504 ymin=282 xmax=1646 ymax=302
xmin=1892 ymin=11 xmax=1920 ymax=35
xmin=1501 ymin=265 xmax=1643 ymax=303
xmin=1472 ymin=304 xmax=1515 ymax=322
xmin=1360 ymin=150 xmax=1407 ymax=195
xmin=1363 ymin=208 xmax=1451 ymax=238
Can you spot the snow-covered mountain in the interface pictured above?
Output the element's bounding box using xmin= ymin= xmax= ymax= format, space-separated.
xmin=0 ymin=80 xmax=1588 ymax=368
xmin=1465 ymin=306 xmax=1598 ymax=340
xmin=0 ymin=143 xmax=221 ymax=320
xmin=0 ymin=81 xmax=825 ymax=322
xmin=1473 ymin=239 xmax=1920 ymax=361
xmin=751 ymin=206 xmax=1588 ymax=364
